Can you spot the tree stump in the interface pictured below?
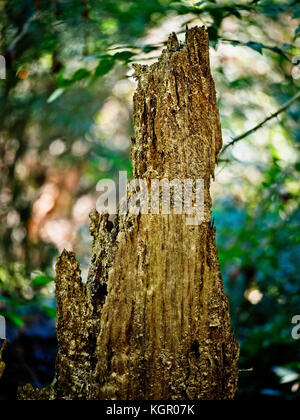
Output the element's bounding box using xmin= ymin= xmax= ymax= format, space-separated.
xmin=19 ymin=26 xmax=239 ymax=401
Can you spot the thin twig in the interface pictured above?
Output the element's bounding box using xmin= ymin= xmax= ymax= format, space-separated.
xmin=239 ymin=368 xmax=254 ymax=373
xmin=7 ymin=13 xmax=39 ymax=54
xmin=221 ymin=90 xmax=300 ymax=155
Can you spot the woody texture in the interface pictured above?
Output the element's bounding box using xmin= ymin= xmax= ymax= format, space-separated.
xmin=18 ymin=26 xmax=239 ymax=401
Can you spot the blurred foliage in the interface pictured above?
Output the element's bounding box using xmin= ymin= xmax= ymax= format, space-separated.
xmin=215 ymin=152 xmax=300 ymax=399
xmin=0 ymin=0 xmax=299 ymax=400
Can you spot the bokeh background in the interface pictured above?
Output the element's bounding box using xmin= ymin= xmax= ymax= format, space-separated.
xmin=0 ymin=0 xmax=299 ymax=400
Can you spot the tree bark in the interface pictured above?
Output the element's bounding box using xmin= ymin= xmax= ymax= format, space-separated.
xmin=18 ymin=26 xmax=239 ymax=400
xmin=0 ymin=340 xmax=6 ymax=381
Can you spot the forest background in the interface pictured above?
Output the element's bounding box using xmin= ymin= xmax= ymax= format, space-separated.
xmin=0 ymin=0 xmax=299 ymax=400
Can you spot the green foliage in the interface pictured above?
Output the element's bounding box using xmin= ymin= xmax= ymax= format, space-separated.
xmin=42 ymin=305 xmax=57 ymax=319
xmin=32 ymin=275 xmax=53 ymax=288
xmin=93 ymin=56 xmax=115 ymax=79
xmin=214 ymin=152 xmax=300 ymax=399
xmin=0 ymin=0 xmax=299 ymax=400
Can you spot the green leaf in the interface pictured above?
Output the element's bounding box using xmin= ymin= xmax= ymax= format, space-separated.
xmin=94 ymin=57 xmax=115 ymax=78
xmin=142 ymin=44 xmax=159 ymax=53
xmin=0 ymin=296 xmax=22 ymax=307
xmin=113 ymin=51 xmax=134 ymax=62
xmin=6 ymin=313 xmax=24 ymax=327
xmin=57 ymin=78 xmax=73 ymax=88
xmin=293 ymin=7 xmax=300 ymax=19
xmin=47 ymin=88 xmax=65 ymax=104
xmin=32 ymin=275 xmax=53 ymax=287
xmin=246 ymin=42 xmax=264 ymax=54
xmin=42 ymin=306 xmax=57 ymax=319
xmin=56 ymin=68 xmax=90 ymax=89
xmin=195 ymin=1 xmax=210 ymax=6
xmin=280 ymin=44 xmax=294 ymax=51
xmin=295 ymin=25 xmax=300 ymax=38
xmin=72 ymin=68 xmax=91 ymax=81
xmin=56 ymin=67 xmax=73 ymax=88
xmin=261 ymin=3 xmax=283 ymax=17
xmin=207 ymin=25 xmax=219 ymax=43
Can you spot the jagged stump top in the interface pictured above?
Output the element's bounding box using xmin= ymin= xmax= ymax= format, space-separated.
xmin=132 ymin=26 xmax=222 ymax=182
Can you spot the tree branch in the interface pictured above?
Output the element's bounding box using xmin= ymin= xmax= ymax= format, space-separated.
xmin=4 ymin=13 xmax=39 ymax=65
xmin=221 ymin=91 xmax=300 ymax=155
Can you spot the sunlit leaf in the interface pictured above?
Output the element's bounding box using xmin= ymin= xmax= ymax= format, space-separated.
xmin=273 ymin=366 xmax=299 ymax=384
xmin=47 ymin=88 xmax=65 ymax=103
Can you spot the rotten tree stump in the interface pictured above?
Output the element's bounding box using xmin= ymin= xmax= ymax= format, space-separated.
xmin=19 ymin=26 xmax=239 ymax=401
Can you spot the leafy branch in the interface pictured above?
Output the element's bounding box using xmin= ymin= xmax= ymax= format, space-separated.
xmin=220 ymin=38 xmax=292 ymax=61
xmin=221 ymin=90 xmax=300 ymax=155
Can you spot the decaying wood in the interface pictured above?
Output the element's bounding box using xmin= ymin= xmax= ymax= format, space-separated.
xmin=0 ymin=340 xmax=7 ymax=381
xmin=18 ymin=26 xmax=239 ymax=400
